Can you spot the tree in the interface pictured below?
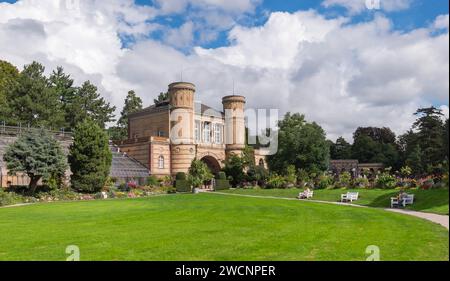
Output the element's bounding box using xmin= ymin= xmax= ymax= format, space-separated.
xmin=412 ymin=107 xmax=445 ymax=170
xmin=188 ymin=159 xmax=213 ymax=188
xmin=154 ymin=92 xmax=168 ymax=105
xmin=223 ymin=155 xmax=247 ymax=187
xmin=66 ymin=81 xmax=116 ymax=129
xmin=68 ymin=119 xmax=112 ymax=193
xmin=267 ymin=113 xmax=329 ymax=174
xmin=3 ymin=129 xmax=67 ymax=194
xmin=351 ymin=127 xmax=400 ymax=169
xmin=405 ymin=145 xmax=424 ymax=175
xmin=111 ymin=90 xmax=143 ymax=140
xmin=330 ymin=137 xmax=352 ymax=159
xmin=48 ymin=67 xmax=77 ymax=130
xmin=8 ymin=62 xmax=65 ymax=128
xmin=0 ymin=60 xmax=19 ymax=123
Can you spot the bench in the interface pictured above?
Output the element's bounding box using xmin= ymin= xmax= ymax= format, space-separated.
xmin=298 ymin=190 xmax=314 ymax=199
xmin=341 ymin=192 xmax=359 ymax=203
xmin=391 ymin=194 xmax=414 ymax=208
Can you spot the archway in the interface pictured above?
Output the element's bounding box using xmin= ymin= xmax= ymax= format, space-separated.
xmin=200 ymin=156 xmax=221 ymax=175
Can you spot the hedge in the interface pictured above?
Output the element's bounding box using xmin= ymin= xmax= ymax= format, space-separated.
xmin=214 ymin=180 xmax=231 ymax=191
xmin=175 ymin=180 xmax=191 ymax=193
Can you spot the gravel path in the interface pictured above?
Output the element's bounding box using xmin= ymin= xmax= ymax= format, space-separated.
xmin=211 ymin=191 xmax=449 ymax=230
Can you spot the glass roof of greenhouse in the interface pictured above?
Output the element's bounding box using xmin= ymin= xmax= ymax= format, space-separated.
xmin=110 ymin=148 xmax=150 ymax=179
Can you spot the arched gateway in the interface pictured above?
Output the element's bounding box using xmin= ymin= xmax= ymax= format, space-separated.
xmin=200 ymin=156 xmax=222 ymax=175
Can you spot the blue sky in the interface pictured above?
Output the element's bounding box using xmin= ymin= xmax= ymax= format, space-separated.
xmin=0 ymin=0 xmax=448 ymax=139
xmin=2 ymin=0 xmax=446 ymax=50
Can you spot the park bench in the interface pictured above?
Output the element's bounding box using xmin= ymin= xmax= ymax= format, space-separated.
xmin=341 ymin=192 xmax=359 ymax=203
xmin=391 ymin=194 xmax=415 ymax=208
xmin=298 ymin=190 xmax=314 ymax=199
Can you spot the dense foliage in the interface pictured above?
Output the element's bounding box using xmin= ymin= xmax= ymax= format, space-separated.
xmin=3 ymin=129 xmax=67 ymax=194
xmin=69 ymin=119 xmax=112 ymax=193
xmin=267 ymin=113 xmax=330 ymax=174
xmin=0 ymin=60 xmax=116 ymax=129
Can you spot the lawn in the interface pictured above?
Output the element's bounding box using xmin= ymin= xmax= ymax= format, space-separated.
xmin=0 ymin=193 xmax=448 ymax=261
xmin=221 ymin=188 xmax=450 ymax=215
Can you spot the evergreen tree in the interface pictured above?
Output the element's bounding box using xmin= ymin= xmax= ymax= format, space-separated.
xmin=48 ymin=67 xmax=77 ymax=130
xmin=405 ymin=144 xmax=424 ymax=175
xmin=66 ymin=81 xmax=116 ymax=129
xmin=413 ymin=107 xmax=445 ymax=169
xmin=69 ymin=119 xmax=112 ymax=193
xmin=0 ymin=60 xmax=20 ymax=123
xmin=110 ymin=90 xmax=143 ymax=140
xmin=9 ymin=62 xmax=65 ymax=128
xmin=3 ymin=129 xmax=67 ymax=194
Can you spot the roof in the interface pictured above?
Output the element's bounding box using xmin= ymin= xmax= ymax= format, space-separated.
xmin=110 ymin=146 xmax=149 ymax=179
xmin=129 ymin=101 xmax=224 ymax=119
xmin=194 ymin=102 xmax=224 ymax=118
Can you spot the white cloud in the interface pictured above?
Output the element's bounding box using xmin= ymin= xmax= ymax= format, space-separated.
xmin=0 ymin=1 xmax=448 ymax=142
xmin=433 ymin=14 xmax=449 ymax=30
xmin=322 ymin=0 xmax=412 ymax=14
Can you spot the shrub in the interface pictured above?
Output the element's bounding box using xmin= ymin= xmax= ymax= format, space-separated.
xmin=337 ymin=171 xmax=352 ymax=188
xmin=316 ymin=173 xmax=333 ymax=190
xmin=376 ymin=172 xmax=397 ymax=189
xmin=215 ymin=180 xmax=231 ymax=191
xmin=0 ymin=191 xmax=24 ymax=206
xmin=266 ymin=174 xmax=286 ymax=189
xmin=216 ymin=172 xmax=227 ymax=180
xmin=354 ymin=177 xmax=370 ymax=188
xmin=147 ymin=176 xmax=159 ymax=187
xmin=176 ymin=172 xmax=187 ymax=181
xmin=188 ymin=159 xmax=213 ymax=188
xmin=175 ymin=180 xmax=191 ymax=193
xmin=285 ymin=165 xmax=297 ymax=186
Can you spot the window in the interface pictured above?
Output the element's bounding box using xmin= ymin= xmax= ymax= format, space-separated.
xmin=195 ymin=120 xmax=201 ymax=142
xmin=158 ymin=131 xmax=165 ymax=137
xmin=214 ymin=124 xmax=222 ymax=144
xmin=259 ymin=159 xmax=265 ymax=167
xmin=203 ymin=122 xmax=211 ymax=143
xmin=158 ymin=156 xmax=165 ymax=169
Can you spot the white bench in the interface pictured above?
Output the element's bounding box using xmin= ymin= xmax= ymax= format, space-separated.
xmin=341 ymin=192 xmax=359 ymax=203
xmin=391 ymin=194 xmax=414 ymax=208
xmin=298 ymin=190 xmax=314 ymax=199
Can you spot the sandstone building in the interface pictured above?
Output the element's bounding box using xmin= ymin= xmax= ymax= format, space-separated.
xmin=116 ymin=82 xmax=267 ymax=177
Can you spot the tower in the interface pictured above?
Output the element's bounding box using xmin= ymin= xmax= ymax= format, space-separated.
xmin=169 ymin=82 xmax=196 ymax=175
xmin=222 ymin=95 xmax=246 ymax=157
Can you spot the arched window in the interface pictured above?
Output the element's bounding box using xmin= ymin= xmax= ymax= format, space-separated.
xmin=259 ymin=159 xmax=265 ymax=167
xmin=158 ymin=156 xmax=165 ymax=169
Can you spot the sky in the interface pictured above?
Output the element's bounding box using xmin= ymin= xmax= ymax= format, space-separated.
xmin=0 ymin=0 xmax=448 ymax=141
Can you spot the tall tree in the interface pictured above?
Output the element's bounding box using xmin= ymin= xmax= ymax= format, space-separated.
xmin=267 ymin=113 xmax=330 ymax=174
xmin=413 ymin=107 xmax=445 ymax=170
xmin=3 ymin=129 xmax=67 ymax=194
xmin=352 ymin=126 xmax=400 ymax=169
xmin=0 ymin=60 xmax=19 ymax=123
xmin=110 ymin=90 xmax=143 ymax=140
xmin=330 ymin=137 xmax=352 ymax=159
xmin=48 ymin=67 xmax=77 ymax=130
xmin=8 ymin=62 xmax=65 ymax=128
xmin=66 ymin=81 xmax=116 ymax=129
xmin=69 ymin=119 xmax=112 ymax=193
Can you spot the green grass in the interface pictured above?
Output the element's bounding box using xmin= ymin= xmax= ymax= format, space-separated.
xmin=221 ymin=188 xmax=450 ymax=215
xmin=0 ymin=193 xmax=448 ymax=261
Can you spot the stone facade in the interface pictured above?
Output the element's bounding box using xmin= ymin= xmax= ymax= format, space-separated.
xmin=117 ymin=82 xmax=266 ymax=176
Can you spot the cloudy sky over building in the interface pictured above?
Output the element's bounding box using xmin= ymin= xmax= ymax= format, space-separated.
xmin=0 ymin=0 xmax=448 ymax=141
